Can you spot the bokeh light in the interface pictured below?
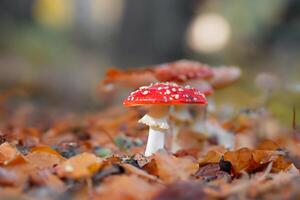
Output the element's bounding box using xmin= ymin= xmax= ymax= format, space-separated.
xmin=186 ymin=13 xmax=231 ymax=54
xmin=33 ymin=0 xmax=72 ymax=28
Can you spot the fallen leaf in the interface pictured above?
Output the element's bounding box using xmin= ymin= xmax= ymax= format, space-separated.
xmin=272 ymin=156 xmax=293 ymax=173
xmin=199 ymin=150 xmax=224 ymax=167
xmin=55 ymin=152 xmax=103 ymax=179
xmin=252 ymin=150 xmax=279 ymax=164
xmin=194 ymin=163 xmax=231 ymax=183
xmin=0 ymin=142 xmax=26 ymax=166
xmin=224 ymin=148 xmax=258 ymax=174
xmin=144 ymin=151 xmax=198 ymax=182
xmin=26 ymin=146 xmax=65 ymax=170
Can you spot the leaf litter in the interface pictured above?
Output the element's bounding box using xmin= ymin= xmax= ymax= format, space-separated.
xmin=0 ymin=60 xmax=298 ymax=199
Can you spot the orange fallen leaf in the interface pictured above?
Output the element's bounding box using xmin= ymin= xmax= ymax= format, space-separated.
xmin=145 ymin=151 xmax=198 ymax=183
xmin=199 ymin=150 xmax=224 ymax=167
xmin=272 ymin=156 xmax=293 ymax=173
xmin=55 ymin=152 xmax=103 ymax=179
xmin=0 ymin=142 xmax=26 ymax=166
xmin=224 ymin=148 xmax=258 ymax=174
xmin=26 ymin=146 xmax=65 ymax=170
xmin=252 ymin=150 xmax=279 ymax=164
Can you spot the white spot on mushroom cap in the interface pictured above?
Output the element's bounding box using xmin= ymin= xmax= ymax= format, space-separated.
xmin=142 ymin=90 xmax=149 ymax=95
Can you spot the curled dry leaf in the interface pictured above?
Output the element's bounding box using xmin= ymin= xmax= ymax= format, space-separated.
xmin=198 ymin=147 xmax=293 ymax=175
xmin=55 ymin=152 xmax=103 ymax=179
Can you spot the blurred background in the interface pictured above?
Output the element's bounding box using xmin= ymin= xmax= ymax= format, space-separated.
xmin=0 ymin=0 xmax=299 ymax=124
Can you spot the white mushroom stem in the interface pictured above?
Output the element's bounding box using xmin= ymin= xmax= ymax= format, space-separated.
xmin=138 ymin=105 xmax=170 ymax=157
xmin=144 ymin=127 xmax=167 ymax=157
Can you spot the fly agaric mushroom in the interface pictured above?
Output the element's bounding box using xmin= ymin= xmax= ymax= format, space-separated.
xmin=123 ymin=82 xmax=207 ymax=156
xmin=154 ymin=60 xmax=214 ymax=83
xmin=100 ymin=60 xmax=214 ymax=93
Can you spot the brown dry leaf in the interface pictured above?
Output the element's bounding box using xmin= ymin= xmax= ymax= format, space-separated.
xmin=0 ymin=142 xmax=26 ymax=166
xmin=146 ymin=151 xmax=198 ymax=183
xmin=25 ymin=146 xmax=65 ymax=170
xmin=55 ymin=152 xmax=103 ymax=179
xmin=272 ymin=156 xmax=293 ymax=173
xmin=199 ymin=150 xmax=224 ymax=167
xmin=95 ymin=175 xmax=161 ymax=200
xmin=174 ymin=148 xmax=201 ymax=159
xmin=252 ymin=150 xmax=279 ymax=164
xmin=194 ymin=163 xmax=231 ymax=183
xmin=224 ymin=148 xmax=258 ymax=174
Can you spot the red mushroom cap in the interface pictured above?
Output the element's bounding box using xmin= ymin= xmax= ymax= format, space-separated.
xmin=123 ymin=83 xmax=207 ymax=106
xmin=154 ymin=60 xmax=214 ymax=83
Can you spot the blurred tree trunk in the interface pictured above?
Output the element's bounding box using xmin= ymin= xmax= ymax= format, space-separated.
xmin=114 ymin=0 xmax=202 ymax=67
